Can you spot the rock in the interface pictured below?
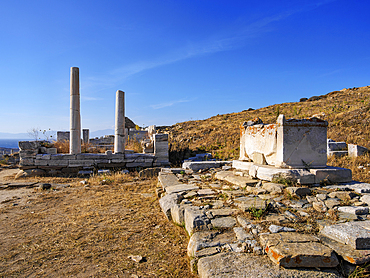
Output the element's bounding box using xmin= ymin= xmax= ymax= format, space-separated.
xmin=233 ymin=196 xmax=266 ymax=211
xmin=360 ymin=194 xmax=370 ymax=206
xmin=328 ymin=191 xmax=357 ymax=200
xmin=260 ymin=232 xmax=338 ymax=268
xmin=158 ymin=172 xmax=182 ymax=189
xmin=316 ymin=194 xmax=327 ymax=201
xmin=158 ymin=193 xmax=182 ymax=220
xmin=320 ymin=221 xmax=370 ymax=250
xmin=15 ymin=168 xmax=46 ymax=179
xmin=262 ymin=182 xmax=283 ymax=194
xmin=348 ymin=144 xmax=369 ymax=158
xmin=197 ymin=188 xmax=217 ymax=196
xmin=320 ymin=235 xmax=370 ymax=265
xmin=233 ymin=227 xmax=253 ymax=242
xmin=208 ymin=209 xmax=237 ymax=217
xmin=284 ymin=210 xmax=299 ymax=221
xmin=165 ymin=184 xmax=199 ymax=195
xmin=197 ymin=252 xmax=342 ymax=278
xmin=306 ymin=196 xmax=317 ymax=203
xmin=324 ymin=198 xmax=341 ymax=209
xmin=286 ymin=187 xmax=311 ymax=197
xmin=211 ymin=217 xmax=237 ymax=228
xmin=337 ymin=206 xmax=369 ymax=215
xmin=171 ymin=204 xmax=192 ymax=225
xmin=187 ymin=231 xmax=236 ymax=257
xmin=195 ymin=247 xmax=221 ymax=258
xmin=268 ymin=224 xmax=296 ymax=233
xmin=236 ymin=215 xmax=250 ymax=228
xmin=184 ymin=207 xmax=211 ymax=235
xmin=313 ymin=201 xmax=327 ymax=213
xmin=224 ymin=175 xmax=258 ymax=188
xmin=128 ymin=255 xmax=144 ymax=263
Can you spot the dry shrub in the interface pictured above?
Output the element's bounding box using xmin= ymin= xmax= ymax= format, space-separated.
xmin=52 ymin=140 xmax=69 ymax=153
xmin=126 ymin=137 xmax=143 ymax=153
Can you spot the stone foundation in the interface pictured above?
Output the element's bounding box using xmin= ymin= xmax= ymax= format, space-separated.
xmin=19 ymin=141 xmax=169 ymax=175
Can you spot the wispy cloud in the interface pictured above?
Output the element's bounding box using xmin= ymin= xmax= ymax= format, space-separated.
xmin=150 ymin=98 xmax=194 ymax=109
xmin=88 ymin=0 xmax=336 ymax=90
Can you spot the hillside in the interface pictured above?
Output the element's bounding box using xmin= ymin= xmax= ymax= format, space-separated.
xmin=158 ymin=85 xmax=370 ymax=182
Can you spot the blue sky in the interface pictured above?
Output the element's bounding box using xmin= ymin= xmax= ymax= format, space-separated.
xmin=1 ymin=0 xmax=370 ymax=134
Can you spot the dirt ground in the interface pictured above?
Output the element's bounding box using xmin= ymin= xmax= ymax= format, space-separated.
xmin=0 ymin=169 xmax=196 ymax=277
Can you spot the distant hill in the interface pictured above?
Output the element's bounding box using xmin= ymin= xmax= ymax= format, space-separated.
xmin=158 ymin=86 xmax=370 ymax=167
xmin=0 ymin=132 xmax=29 ymax=139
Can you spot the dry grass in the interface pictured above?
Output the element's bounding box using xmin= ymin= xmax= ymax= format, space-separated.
xmin=0 ymin=173 xmax=195 ymax=277
xmin=161 ymin=86 xmax=370 ymax=168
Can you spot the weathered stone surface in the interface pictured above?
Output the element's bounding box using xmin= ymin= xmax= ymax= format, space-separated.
xmin=313 ymin=201 xmax=327 ymax=213
xmin=320 ymin=221 xmax=370 ymax=250
xmin=197 ymin=253 xmax=342 ymax=278
xmin=310 ymin=167 xmax=352 ymax=183
xmin=158 ymin=193 xmax=182 ymax=220
xmin=224 ymin=175 xmax=258 ymax=187
xmin=361 ymin=194 xmax=370 ymax=206
xmin=214 ymin=171 xmax=234 ymax=181
xmin=320 ymin=235 xmax=370 ymax=265
xmin=171 ymin=204 xmax=191 ymax=225
xmin=327 ymin=141 xmax=347 ymax=151
xmin=286 ymin=187 xmax=311 ymax=197
xmin=182 ymin=161 xmax=231 ymax=171
xmin=348 ymin=144 xmax=369 ymax=158
xmin=328 ymin=191 xmax=357 ymax=200
xmin=211 ymin=217 xmax=236 ymax=228
xmin=187 ymin=231 xmax=236 ymax=257
xmin=197 ymin=188 xmax=217 ymax=196
xmin=236 ymin=215 xmax=251 ymax=228
xmin=165 ymin=184 xmax=199 ymax=194
xmin=208 ymin=209 xmax=237 ymax=217
xmin=260 ymin=232 xmax=338 ymax=268
xmin=268 ymin=224 xmax=296 ymax=233
xmin=195 ymin=247 xmax=221 ymax=258
xmin=324 ymin=198 xmax=341 ymax=209
xmin=184 ymin=207 xmax=211 ymax=235
xmin=233 ymin=227 xmax=253 ymax=242
xmin=262 ymin=182 xmax=283 ymax=194
xmin=19 ymin=141 xmax=40 ymax=150
xmin=337 ymin=206 xmax=369 ymax=215
xmin=234 ymin=196 xmax=266 ymax=211
xmin=158 ymin=172 xmax=181 ymax=189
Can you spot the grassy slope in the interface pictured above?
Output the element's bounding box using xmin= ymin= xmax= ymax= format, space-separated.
xmin=159 ymin=86 xmax=370 ymax=182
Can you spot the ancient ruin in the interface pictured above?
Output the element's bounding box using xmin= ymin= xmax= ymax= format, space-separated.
xmin=18 ymin=67 xmax=169 ymax=174
xmin=234 ymin=115 xmax=352 ymax=184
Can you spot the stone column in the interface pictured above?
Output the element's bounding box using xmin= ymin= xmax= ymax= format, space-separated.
xmin=70 ymin=67 xmax=81 ymax=154
xmin=82 ymin=129 xmax=90 ymax=144
xmin=114 ymin=90 xmax=125 ymax=154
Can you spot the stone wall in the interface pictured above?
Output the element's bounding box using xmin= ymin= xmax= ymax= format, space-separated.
xmin=19 ymin=137 xmax=169 ymax=175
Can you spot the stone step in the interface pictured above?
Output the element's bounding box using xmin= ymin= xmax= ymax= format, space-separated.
xmin=197 ymin=253 xmax=342 ymax=278
xmin=259 ymin=232 xmax=338 ymax=268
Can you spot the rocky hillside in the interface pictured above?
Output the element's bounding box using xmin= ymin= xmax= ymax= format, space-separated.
xmin=158 ymin=86 xmax=370 ymax=169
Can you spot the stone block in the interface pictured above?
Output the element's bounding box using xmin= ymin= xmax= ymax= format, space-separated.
xmin=232 ymin=160 xmax=254 ymax=172
xmin=327 ymin=150 xmax=348 ymax=157
xmin=18 ymin=141 xmax=40 ymax=150
xmin=252 ymin=152 xmax=267 ymax=165
xmin=320 ymin=221 xmax=370 ymax=250
xmin=165 ymin=184 xmax=199 ymax=195
xmin=224 ymin=175 xmax=258 ymax=187
xmin=233 ymin=196 xmax=266 ymax=211
xmin=187 ymin=231 xmax=236 ymax=257
xmin=211 ymin=217 xmax=237 ymax=228
xmin=286 ymin=187 xmax=311 ymax=197
xmin=184 ymin=207 xmax=211 ymax=235
xmin=158 ymin=193 xmax=182 ymax=220
xmin=348 ymin=144 xmax=369 ymax=158
xmin=310 ymin=166 xmax=352 ymax=183
xmin=337 ymin=206 xmax=369 ymax=215
xmin=327 ymin=141 xmax=347 ymax=151
xmin=77 ymin=153 xmax=105 ymax=160
xmin=35 ymin=160 xmax=49 ymax=166
xmin=45 ymin=148 xmax=57 ymax=154
xmin=158 ymin=172 xmax=182 ymax=189
xmin=197 ymin=253 xmax=342 ymax=278
xmin=68 ymin=160 xmax=94 ymax=167
xmin=39 ymin=154 xmax=51 ymax=160
xmin=320 ymin=235 xmax=370 ymax=265
xmin=47 ymin=160 xmax=69 ymax=167
xmin=171 ymin=204 xmax=192 ymax=225
xmin=260 ymin=232 xmax=338 ymax=268
xmin=153 ymin=133 xmax=168 ymax=142
xmin=20 ymin=158 xmax=35 ymax=166
xmin=182 ymin=161 xmax=230 ymax=171
xmin=126 ymin=162 xmax=153 ymax=168
xmin=214 ymin=171 xmax=234 ymax=181
xmin=19 ymin=150 xmax=38 ymax=157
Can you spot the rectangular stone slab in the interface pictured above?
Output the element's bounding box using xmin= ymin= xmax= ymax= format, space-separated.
xmin=320 ymin=221 xmax=370 ymax=250
xmin=266 ymin=241 xmax=338 ymax=268
xmin=320 ymin=235 xmax=370 ymax=265
xmin=165 ymin=184 xmax=199 ymax=194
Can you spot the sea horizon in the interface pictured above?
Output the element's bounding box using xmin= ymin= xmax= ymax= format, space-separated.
xmin=0 ymin=139 xmax=32 ymax=149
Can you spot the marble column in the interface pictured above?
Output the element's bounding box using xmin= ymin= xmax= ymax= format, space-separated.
xmin=70 ymin=67 xmax=81 ymax=154
xmin=114 ymin=90 xmax=125 ymax=154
